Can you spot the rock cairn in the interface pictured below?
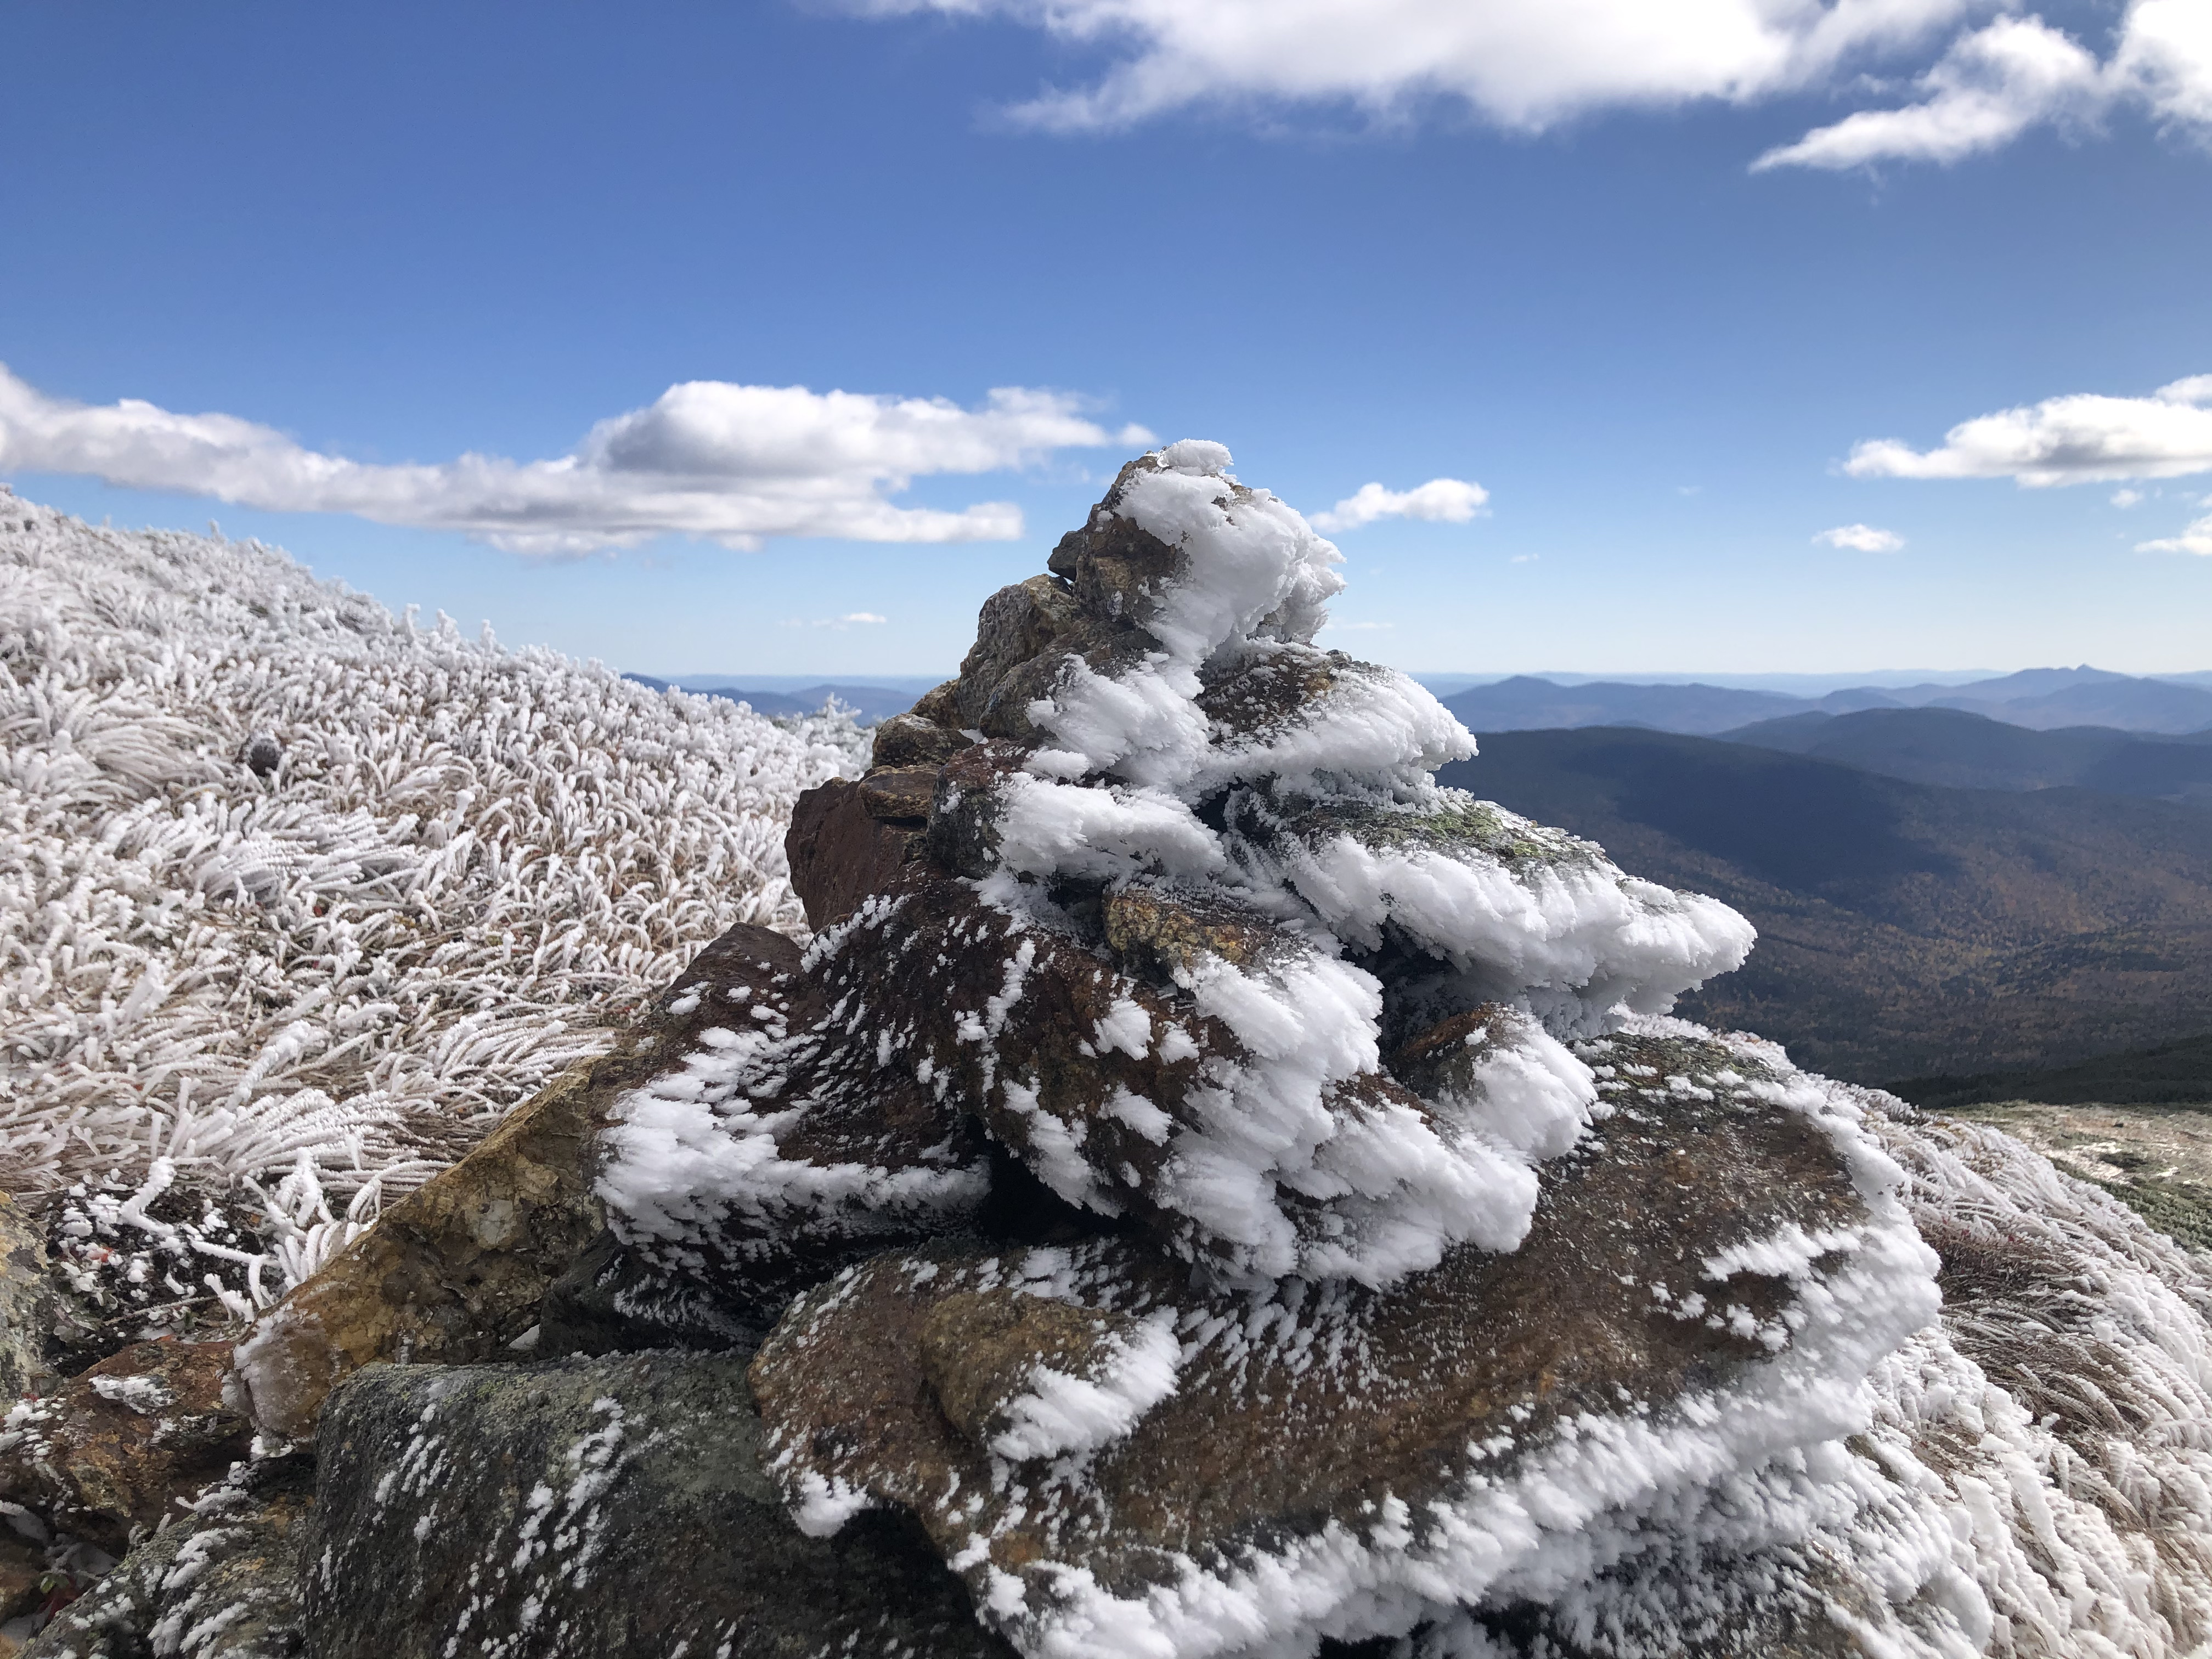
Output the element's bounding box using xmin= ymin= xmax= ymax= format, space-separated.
xmin=32 ymin=446 xmax=2212 ymax=1659
xmin=583 ymin=443 xmax=1940 ymax=1656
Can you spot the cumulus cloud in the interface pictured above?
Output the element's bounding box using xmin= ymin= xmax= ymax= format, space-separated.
xmin=1847 ymin=374 xmax=2212 ymax=486
xmin=1311 ymin=477 xmax=1489 ymax=533
xmin=860 ymin=0 xmax=2210 ymax=168
xmin=1815 ymin=523 xmax=1906 ymax=551
xmin=1757 ymin=1 xmax=2212 ymax=170
xmin=2137 ymin=514 xmax=2212 ymax=555
xmin=0 ymin=365 xmax=1152 ymax=554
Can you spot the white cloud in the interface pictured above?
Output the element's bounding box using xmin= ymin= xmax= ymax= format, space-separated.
xmin=861 ymin=0 xmax=2211 ymax=168
xmin=1846 ymin=375 xmax=2212 ymax=486
xmin=862 ymin=0 xmax=1976 ymax=133
xmin=1757 ymin=1 xmax=2212 ymax=170
xmin=1318 ymin=619 xmax=1395 ymax=631
xmin=2112 ymin=488 xmax=2145 ymax=507
xmin=1311 ymin=477 xmax=1489 ymax=533
xmin=781 ymin=612 xmax=891 ymax=628
xmin=1815 ymin=523 xmax=1906 ymax=551
xmin=1754 ymin=16 xmax=2101 ymax=169
xmin=2138 ymin=514 xmax=2212 ymax=555
xmin=0 ymin=365 xmax=1153 ymax=554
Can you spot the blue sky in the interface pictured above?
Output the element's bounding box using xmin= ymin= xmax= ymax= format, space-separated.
xmin=3 ymin=1 xmax=2208 ymax=679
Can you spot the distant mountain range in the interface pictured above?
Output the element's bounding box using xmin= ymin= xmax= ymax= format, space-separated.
xmin=1441 ymin=665 xmax=2212 ymax=737
xmin=1439 ymin=728 xmax=2212 ymax=1085
xmin=1722 ymin=707 xmax=2212 ymax=807
xmin=622 ymin=676 xmax=923 ymax=726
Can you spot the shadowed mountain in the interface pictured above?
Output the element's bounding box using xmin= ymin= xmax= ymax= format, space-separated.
xmin=1722 ymin=707 xmax=2212 ymax=805
xmin=1891 ymin=1031 xmax=2212 ymax=1109
xmin=1440 ymin=727 xmax=2212 ymax=1085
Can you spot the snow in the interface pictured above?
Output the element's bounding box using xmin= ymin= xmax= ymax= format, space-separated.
xmin=985 ymin=1310 xmax=1182 ymax=1462
xmin=0 ymin=494 xmax=864 ymax=1300
xmin=948 ymin=448 xmax=1749 ymax=1286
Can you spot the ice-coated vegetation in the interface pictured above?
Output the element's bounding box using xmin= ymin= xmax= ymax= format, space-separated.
xmin=0 ymin=493 xmax=864 ymax=1301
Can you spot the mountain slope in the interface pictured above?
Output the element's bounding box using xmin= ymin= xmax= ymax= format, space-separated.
xmin=1440 ymin=676 xmax=1803 ymax=735
xmin=1722 ymin=706 xmax=2212 ymax=804
xmin=1440 ymin=728 xmax=2212 ymax=1082
xmin=1443 ymin=666 xmax=2212 ymax=737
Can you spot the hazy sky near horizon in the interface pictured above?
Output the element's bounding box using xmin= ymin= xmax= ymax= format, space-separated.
xmin=3 ymin=2 xmax=2209 ymax=677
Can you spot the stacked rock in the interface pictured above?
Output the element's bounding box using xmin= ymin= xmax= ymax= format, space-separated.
xmin=585 ymin=444 xmax=1943 ymax=1657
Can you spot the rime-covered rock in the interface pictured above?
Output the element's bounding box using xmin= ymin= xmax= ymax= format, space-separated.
xmin=16 ymin=1454 xmax=311 ymax=1659
xmin=0 ymin=1340 xmax=249 ymax=1551
xmin=227 ymin=1060 xmax=606 ymax=1444
xmin=748 ymin=1032 xmax=1936 ymax=1658
xmin=598 ymin=443 xmax=1754 ymax=1298
xmin=230 ymin=918 xmax=898 ymax=1442
xmin=299 ymin=1351 xmax=1014 ymax=1659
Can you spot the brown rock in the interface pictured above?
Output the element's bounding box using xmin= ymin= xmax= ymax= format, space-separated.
xmin=1045 ymin=456 xmax=1190 ymax=628
xmin=860 ymin=765 xmax=940 ymax=822
xmin=949 ymin=575 xmax=1080 ymax=729
xmin=871 ymin=712 xmax=973 ymax=770
xmin=231 ymin=923 xmax=868 ymax=1443
xmin=0 ymin=1535 xmax=41 ymax=1622
xmin=907 ymin=679 xmax=961 ymax=726
xmin=921 ymin=740 xmax=1030 ymax=878
xmin=1103 ymin=881 xmax=1286 ymax=984
xmin=787 ymin=776 xmax=921 ymax=929
xmin=917 ymin=1289 xmax=1150 ymax=1453
xmin=0 ymin=1195 xmax=57 ymax=1404
xmin=584 ymin=915 xmax=995 ymax=1314
xmin=619 ymin=857 xmax=1465 ymax=1288
xmin=0 ymin=1339 xmax=249 ymax=1549
xmin=749 ymin=1034 xmax=1888 ymax=1655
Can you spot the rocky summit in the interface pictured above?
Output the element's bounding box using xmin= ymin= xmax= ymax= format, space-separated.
xmin=12 ymin=445 xmax=2212 ymax=1658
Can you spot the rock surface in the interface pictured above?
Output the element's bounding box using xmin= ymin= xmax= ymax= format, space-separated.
xmin=0 ymin=1199 xmax=56 ymax=1407
xmin=18 ymin=1454 xmax=311 ymax=1659
xmin=229 ymin=912 xmax=861 ymax=1441
xmin=749 ymin=1031 xmax=1932 ymax=1656
xmin=225 ymin=1059 xmax=606 ymax=1443
xmin=0 ymin=1340 xmax=249 ymax=1552
xmin=300 ymin=1351 xmax=1014 ymax=1659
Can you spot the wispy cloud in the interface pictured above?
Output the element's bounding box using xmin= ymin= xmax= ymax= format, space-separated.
xmin=780 ymin=612 xmax=891 ymax=629
xmin=0 ymin=365 xmax=1152 ymax=555
xmin=1757 ymin=0 xmax=2211 ymax=171
xmin=1311 ymin=477 xmax=1488 ymax=533
xmin=2112 ymin=488 xmax=2146 ymax=507
xmin=854 ymin=0 xmax=2210 ymax=167
xmin=1846 ymin=374 xmax=2212 ymax=486
xmin=1318 ymin=619 xmax=1394 ymax=631
xmin=1814 ymin=523 xmax=1905 ymax=552
xmin=2138 ymin=514 xmax=2212 ymax=556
